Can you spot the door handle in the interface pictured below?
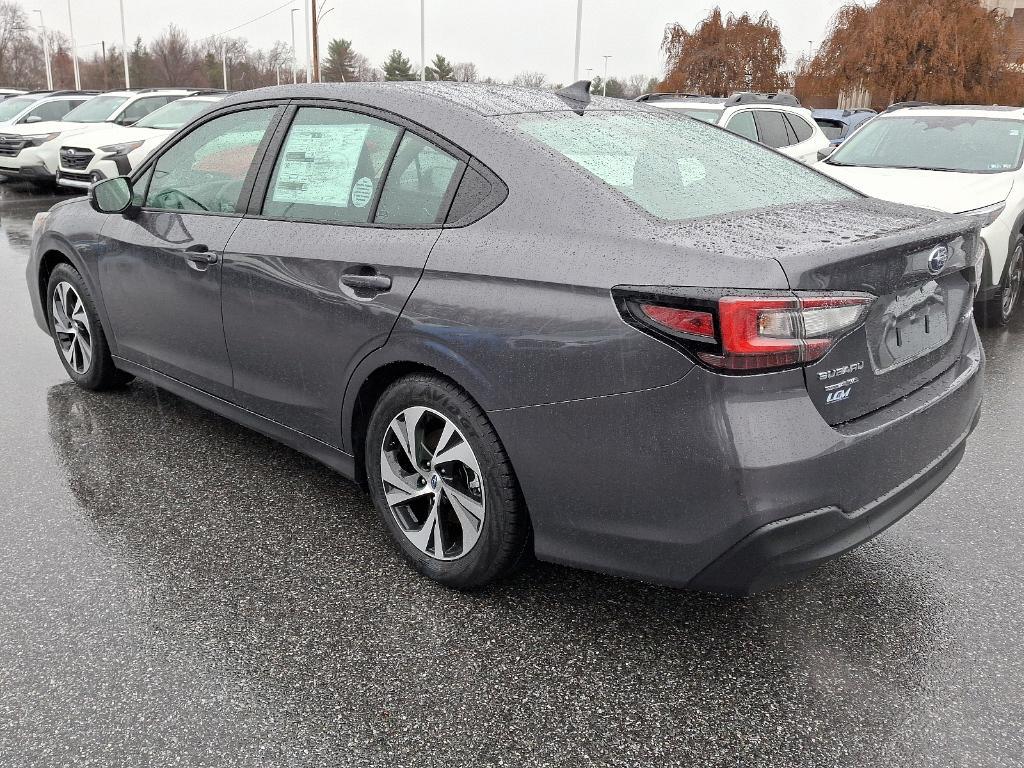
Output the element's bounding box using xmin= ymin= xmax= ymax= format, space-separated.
xmin=182 ymin=244 xmax=218 ymax=265
xmin=340 ymin=273 xmax=392 ymax=292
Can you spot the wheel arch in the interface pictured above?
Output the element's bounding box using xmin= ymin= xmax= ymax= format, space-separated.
xmin=343 ymin=344 xmax=498 ymax=489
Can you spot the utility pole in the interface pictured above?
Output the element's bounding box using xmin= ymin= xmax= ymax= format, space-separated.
xmin=304 ymin=0 xmax=312 ymax=83
xmin=67 ymin=0 xmax=81 ymax=89
xmin=420 ymin=0 xmax=426 ymax=81
xmin=120 ymin=0 xmax=130 ymax=88
xmin=34 ymin=10 xmax=53 ymax=90
xmin=602 ymin=54 xmax=611 ymax=96
xmin=222 ymin=42 xmax=228 ymax=90
xmin=573 ymin=0 xmax=583 ymax=81
xmin=290 ymin=8 xmax=299 ymax=83
xmin=276 ymin=65 xmax=281 ymax=85
xmin=101 ymin=40 xmax=107 ymax=90
xmin=311 ymin=0 xmax=320 ymax=82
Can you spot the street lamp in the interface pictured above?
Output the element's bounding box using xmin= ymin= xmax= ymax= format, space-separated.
xmin=291 ymin=8 xmax=299 ymax=84
xmin=119 ymin=0 xmax=129 ymax=88
xmin=573 ymin=0 xmax=583 ymax=81
xmin=67 ymin=0 xmax=80 ymax=90
xmin=33 ymin=9 xmax=53 ymax=90
xmin=420 ymin=0 xmax=425 ymax=82
xmin=602 ymin=54 xmax=611 ymax=96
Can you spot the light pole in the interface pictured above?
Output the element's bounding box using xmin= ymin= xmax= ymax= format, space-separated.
xmin=290 ymin=8 xmax=299 ymax=83
xmin=420 ymin=0 xmax=425 ymax=81
xmin=67 ymin=0 xmax=80 ymax=90
xmin=222 ymin=42 xmax=228 ymax=89
xmin=119 ymin=0 xmax=129 ymax=88
xmin=602 ymin=54 xmax=611 ymax=96
xmin=304 ymin=0 xmax=312 ymax=83
xmin=34 ymin=10 xmax=53 ymax=90
xmin=573 ymin=0 xmax=583 ymax=81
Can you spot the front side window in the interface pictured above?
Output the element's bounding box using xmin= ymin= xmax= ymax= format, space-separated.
xmin=828 ymin=114 xmax=1024 ymax=173
xmin=753 ymin=111 xmax=791 ymax=148
xmin=62 ymin=95 xmax=129 ymax=123
xmin=725 ymin=111 xmax=758 ymax=141
xmin=376 ymin=133 xmax=460 ymax=225
xmin=515 ymin=110 xmax=855 ymax=222
xmin=136 ymin=99 xmax=217 ymax=130
xmin=262 ymin=107 xmax=401 ymax=223
xmin=145 ymin=108 xmax=276 ymax=213
xmin=666 ymin=107 xmax=723 ymax=124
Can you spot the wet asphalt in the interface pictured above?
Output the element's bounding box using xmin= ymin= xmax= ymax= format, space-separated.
xmin=1 ymin=181 xmax=1023 ymax=768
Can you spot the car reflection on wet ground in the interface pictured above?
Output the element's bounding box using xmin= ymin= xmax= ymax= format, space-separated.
xmin=2 ymin=181 xmax=1023 ymax=767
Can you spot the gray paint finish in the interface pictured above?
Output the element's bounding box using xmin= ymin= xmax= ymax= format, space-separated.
xmin=25 ymin=82 xmax=985 ymax=591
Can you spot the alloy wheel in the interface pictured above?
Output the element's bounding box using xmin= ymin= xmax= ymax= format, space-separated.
xmin=1003 ymin=243 xmax=1024 ymax=321
xmin=379 ymin=406 xmax=486 ymax=561
xmin=52 ymin=281 xmax=93 ymax=374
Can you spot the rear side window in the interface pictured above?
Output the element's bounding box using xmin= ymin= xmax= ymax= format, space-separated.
xmin=753 ymin=111 xmax=791 ymax=148
xmin=515 ymin=111 xmax=855 ymax=222
xmin=725 ymin=111 xmax=758 ymax=141
xmin=786 ymin=114 xmax=814 ymax=143
xmin=262 ymin=107 xmax=401 ymax=223
xmin=146 ymin=107 xmax=275 ymax=213
xmin=376 ymin=133 xmax=460 ymax=225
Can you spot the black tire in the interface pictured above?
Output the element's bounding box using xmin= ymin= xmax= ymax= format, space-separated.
xmin=365 ymin=374 xmax=530 ymax=589
xmin=981 ymin=233 xmax=1024 ymax=328
xmin=46 ymin=263 xmax=133 ymax=391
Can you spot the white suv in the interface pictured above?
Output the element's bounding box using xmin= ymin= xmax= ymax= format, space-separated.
xmin=0 ymin=90 xmax=96 ymax=128
xmin=638 ymin=92 xmax=830 ymax=164
xmin=57 ymin=93 xmax=227 ymax=190
xmin=816 ymin=104 xmax=1024 ymax=326
xmin=0 ymin=89 xmax=198 ymax=186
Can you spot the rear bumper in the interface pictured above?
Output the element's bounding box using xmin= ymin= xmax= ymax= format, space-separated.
xmin=689 ymin=403 xmax=978 ymax=594
xmin=490 ymin=322 xmax=984 ymax=593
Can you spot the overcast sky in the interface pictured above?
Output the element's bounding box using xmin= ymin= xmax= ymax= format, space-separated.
xmin=22 ymin=0 xmax=852 ymax=82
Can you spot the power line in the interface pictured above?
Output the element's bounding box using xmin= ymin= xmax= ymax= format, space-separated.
xmin=210 ymin=0 xmax=294 ymax=39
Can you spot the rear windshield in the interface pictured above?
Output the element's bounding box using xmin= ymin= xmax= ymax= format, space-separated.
xmin=516 ymin=110 xmax=855 ymax=221
xmin=815 ymin=119 xmax=845 ymax=141
xmin=136 ymin=99 xmax=216 ymax=130
xmin=660 ymin=106 xmax=722 ymax=123
xmin=0 ymin=96 xmax=36 ymax=121
xmin=829 ymin=114 xmax=1024 ymax=173
xmin=62 ymin=95 xmax=129 ymax=123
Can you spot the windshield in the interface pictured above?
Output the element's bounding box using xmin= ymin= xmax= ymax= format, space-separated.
xmin=135 ymin=99 xmax=215 ymax=130
xmin=0 ymin=96 xmax=36 ymax=121
xmin=829 ymin=114 xmax=1024 ymax=173
xmin=516 ymin=110 xmax=855 ymax=221
xmin=62 ymin=95 xmax=129 ymax=123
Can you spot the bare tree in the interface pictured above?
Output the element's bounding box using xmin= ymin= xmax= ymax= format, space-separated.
xmin=512 ymin=70 xmax=546 ymax=88
xmin=453 ymin=61 xmax=478 ymax=83
xmin=624 ymin=73 xmax=649 ymax=99
xmin=151 ymin=24 xmax=199 ymax=86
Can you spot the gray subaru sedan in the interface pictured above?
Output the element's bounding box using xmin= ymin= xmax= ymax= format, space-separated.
xmin=25 ymin=82 xmax=984 ymax=594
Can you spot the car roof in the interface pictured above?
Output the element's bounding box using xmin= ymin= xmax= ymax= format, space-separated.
xmin=219 ymin=81 xmax=639 ymax=120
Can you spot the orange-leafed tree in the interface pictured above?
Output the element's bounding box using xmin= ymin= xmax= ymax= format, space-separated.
xmin=801 ymin=0 xmax=1024 ymax=106
xmin=661 ymin=8 xmax=788 ymax=96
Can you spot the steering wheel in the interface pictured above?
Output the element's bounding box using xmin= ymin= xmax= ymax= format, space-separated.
xmin=149 ymin=188 xmax=209 ymax=212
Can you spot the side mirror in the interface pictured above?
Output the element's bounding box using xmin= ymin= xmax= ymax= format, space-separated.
xmin=817 ymin=146 xmax=836 ymax=161
xmin=23 ymin=114 xmax=43 ymax=124
xmin=89 ymin=176 xmax=135 ymax=214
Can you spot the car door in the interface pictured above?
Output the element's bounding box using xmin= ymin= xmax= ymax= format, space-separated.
xmin=97 ymin=106 xmax=281 ymax=399
xmin=220 ymin=103 xmax=463 ymax=445
xmin=724 ymin=110 xmax=758 ymax=142
xmin=752 ymin=110 xmax=795 ymax=158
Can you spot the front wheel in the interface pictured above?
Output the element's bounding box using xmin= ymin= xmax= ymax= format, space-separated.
xmin=364 ymin=374 xmax=530 ymax=589
xmin=982 ymin=234 xmax=1023 ymax=327
xmin=46 ymin=263 xmax=132 ymax=390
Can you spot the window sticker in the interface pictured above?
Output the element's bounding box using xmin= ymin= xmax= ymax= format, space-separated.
xmin=351 ymin=176 xmax=373 ymax=207
xmin=271 ymin=124 xmax=369 ymax=207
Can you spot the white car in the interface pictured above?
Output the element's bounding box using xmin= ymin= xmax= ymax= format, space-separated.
xmin=57 ymin=94 xmax=227 ymax=190
xmin=0 ymin=90 xmax=96 ymax=128
xmin=638 ymin=92 xmax=831 ymax=164
xmin=0 ymin=88 xmax=199 ymax=187
xmin=816 ymin=104 xmax=1024 ymax=326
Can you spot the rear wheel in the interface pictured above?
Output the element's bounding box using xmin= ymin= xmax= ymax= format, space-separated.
xmin=364 ymin=374 xmax=530 ymax=588
xmin=982 ymin=234 xmax=1023 ymax=327
xmin=46 ymin=263 xmax=132 ymax=390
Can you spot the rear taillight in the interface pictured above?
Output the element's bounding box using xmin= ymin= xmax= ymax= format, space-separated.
xmin=624 ymin=291 xmax=873 ymax=373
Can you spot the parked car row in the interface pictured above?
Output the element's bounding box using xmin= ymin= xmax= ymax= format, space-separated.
xmin=22 ymin=80 xmax=986 ymax=595
xmin=0 ymin=88 xmax=226 ymax=190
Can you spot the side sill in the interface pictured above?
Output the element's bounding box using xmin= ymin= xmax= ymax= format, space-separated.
xmin=113 ymin=356 xmax=357 ymax=481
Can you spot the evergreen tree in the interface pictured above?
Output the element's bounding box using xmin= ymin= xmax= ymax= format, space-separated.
xmin=322 ymin=38 xmax=357 ymax=82
xmin=425 ymin=53 xmax=454 ymax=81
xmin=382 ymin=49 xmax=415 ymax=81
